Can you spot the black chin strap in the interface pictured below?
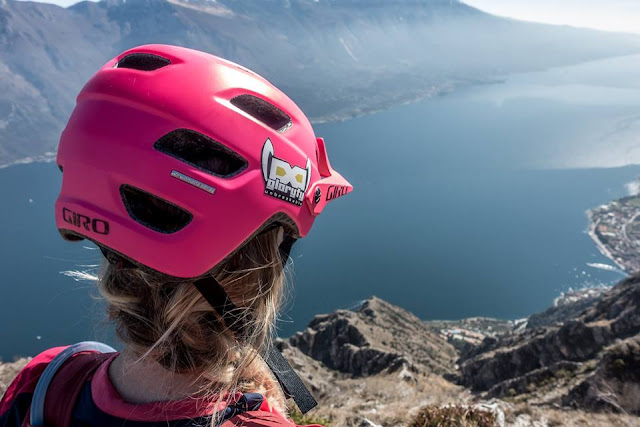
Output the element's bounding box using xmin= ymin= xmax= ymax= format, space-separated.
xmin=193 ymin=275 xmax=318 ymax=414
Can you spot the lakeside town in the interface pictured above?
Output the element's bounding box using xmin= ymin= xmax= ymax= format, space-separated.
xmin=587 ymin=190 xmax=640 ymax=273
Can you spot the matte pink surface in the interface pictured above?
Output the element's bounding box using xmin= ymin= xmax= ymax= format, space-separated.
xmin=55 ymin=44 xmax=352 ymax=278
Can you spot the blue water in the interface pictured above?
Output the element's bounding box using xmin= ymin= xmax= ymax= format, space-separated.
xmin=2 ymin=55 xmax=640 ymax=360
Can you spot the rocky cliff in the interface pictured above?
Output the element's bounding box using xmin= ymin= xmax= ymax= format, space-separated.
xmin=563 ymin=335 xmax=640 ymax=415
xmin=456 ymin=274 xmax=640 ymax=416
xmin=288 ymin=296 xmax=457 ymax=377
xmin=277 ymin=297 xmax=468 ymax=426
xmin=277 ymin=278 xmax=640 ymax=425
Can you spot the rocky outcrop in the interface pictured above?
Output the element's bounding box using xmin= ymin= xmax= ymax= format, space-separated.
xmin=563 ymin=336 xmax=640 ymax=414
xmin=289 ymin=297 xmax=457 ymax=377
xmin=486 ymin=361 xmax=582 ymax=398
xmin=0 ymin=358 xmax=29 ymax=396
xmin=459 ymin=320 xmax=605 ymax=391
xmin=284 ymin=280 xmax=640 ymax=420
xmin=455 ymin=274 xmax=640 ymax=419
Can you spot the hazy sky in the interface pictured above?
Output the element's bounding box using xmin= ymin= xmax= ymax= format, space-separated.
xmin=463 ymin=0 xmax=640 ymax=34
xmin=13 ymin=0 xmax=640 ymax=35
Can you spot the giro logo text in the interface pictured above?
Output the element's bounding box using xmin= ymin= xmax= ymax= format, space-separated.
xmin=62 ymin=207 xmax=110 ymax=235
xmin=261 ymin=138 xmax=311 ymax=206
xmin=326 ymin=185 xmax=349 ymax=201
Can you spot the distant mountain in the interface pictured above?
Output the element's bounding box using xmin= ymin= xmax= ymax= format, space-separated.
xmin=1 ymin=0 xmax=640 ymax=167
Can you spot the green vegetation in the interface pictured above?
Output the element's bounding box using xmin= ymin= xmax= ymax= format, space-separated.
xmin=409 ymin=405 xmax=497 ymax=427
xmin=610 ymin=358 xmax=626 ymax=373
xmin=584 ymin=359 xmax=598 ymax=372
xmin=554 ymin=369 xmax=573 ymax=379
xmin=288 ymin=407 xmax=331 ymax=426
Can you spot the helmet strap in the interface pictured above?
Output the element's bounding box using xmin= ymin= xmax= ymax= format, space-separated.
xmin=99 ymin=246 xmax=134 ymax=269
xmin=279 ymin=234 xmax=297 ymax=264
xmin=192 ymin=275 xmax=317 ymax=414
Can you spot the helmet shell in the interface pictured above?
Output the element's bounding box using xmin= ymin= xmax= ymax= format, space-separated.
xmin=55 ymin=44 xmax=351 ymax=278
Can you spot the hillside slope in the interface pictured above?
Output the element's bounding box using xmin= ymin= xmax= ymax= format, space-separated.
xmin=284 ymin=279 xmax=640 ymax=425
xmin=457 ymin=274 xmax=640 ymax=415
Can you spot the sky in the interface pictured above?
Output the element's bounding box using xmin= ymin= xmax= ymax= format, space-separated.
xmin=13 ymin=0 xmax=640 ymax=35
xmin=462 ymin=0 xmax=640 ymax=35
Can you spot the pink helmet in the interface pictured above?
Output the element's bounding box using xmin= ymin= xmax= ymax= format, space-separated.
xmin=55 ymin=44 xmax=352 ymax=278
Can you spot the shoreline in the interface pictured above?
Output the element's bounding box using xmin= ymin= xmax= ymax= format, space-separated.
xmin=585 ymin=193 xmax=640 ymax=274
xmin=585 ymin=209 xmax=629 ymax=272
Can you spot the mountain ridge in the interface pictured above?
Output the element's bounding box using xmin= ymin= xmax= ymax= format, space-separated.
xmin=280 ymin=277 xmax=640 ymax=425
xmin=2 ymin=0 xmax=640 ymax=167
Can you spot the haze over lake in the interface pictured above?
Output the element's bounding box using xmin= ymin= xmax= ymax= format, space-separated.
xmin=1 ymin=54 xmax=639 ymax=360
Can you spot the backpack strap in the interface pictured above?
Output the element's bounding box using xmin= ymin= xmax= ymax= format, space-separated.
xmin=219 ymin=392 xmax=264 ymax=422
xmin=222 ymin=411 xmax=323 ymax=427
xmin=193 ymin=275 xmax=317 ymax=414
xmin=30 ymin=341 xmax=116 ymax=427
xmin=263 ymin=349 xmax=317 ymax=414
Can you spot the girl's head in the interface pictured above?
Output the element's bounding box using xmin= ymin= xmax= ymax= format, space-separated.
xmin=99 ymin=225 xmax=288 ymax=410
xmin=55 ymin=44 xmax=352 ymax=414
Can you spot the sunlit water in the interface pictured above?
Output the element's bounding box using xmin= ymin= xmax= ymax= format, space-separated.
xmin=1 ymin=55 xmax=640 ymax=360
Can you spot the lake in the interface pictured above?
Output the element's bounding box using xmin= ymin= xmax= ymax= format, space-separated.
xmin=1 ymin=54 xmax=640 ymax=360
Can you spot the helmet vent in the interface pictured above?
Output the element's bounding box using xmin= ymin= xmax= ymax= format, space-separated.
xmin=115 ymin=53 xmax=171 ymax=71
xmin=120 ymin=185 xmax=192 ymax=234
xmin=231 ymin=94 xmax=292 ymax=133
xmin=154 ymin=129 xmax=248 ymax=178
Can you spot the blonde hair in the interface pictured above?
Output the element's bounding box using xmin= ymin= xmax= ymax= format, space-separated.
xmin=98 ymin=226 xmax=288 ymax=421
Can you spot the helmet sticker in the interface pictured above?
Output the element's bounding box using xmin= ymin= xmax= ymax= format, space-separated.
xmin=261 ymin=138 xmax=311 ymax=206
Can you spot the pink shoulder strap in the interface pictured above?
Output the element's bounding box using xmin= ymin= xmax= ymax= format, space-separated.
xmin=222 ymin=410 xmax=323 ymax=427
